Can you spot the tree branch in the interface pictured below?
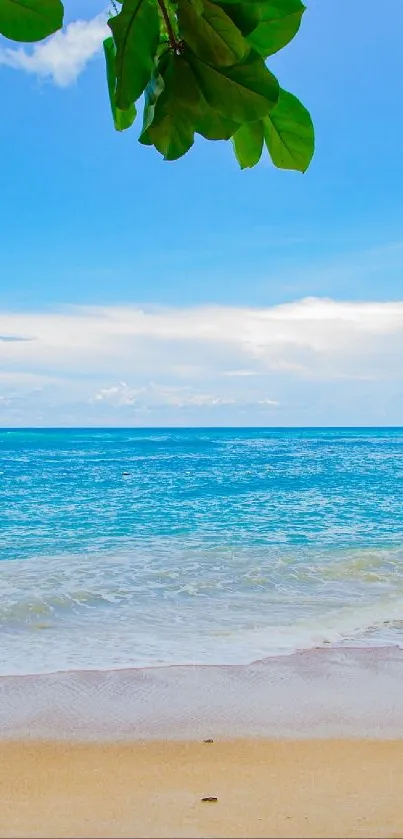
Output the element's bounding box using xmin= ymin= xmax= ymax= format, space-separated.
xmin=157 ymin=0 xmax=178 ymax=51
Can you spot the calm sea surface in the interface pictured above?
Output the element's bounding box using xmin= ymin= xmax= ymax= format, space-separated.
xmin=0 ymin=427 xmax=402 ymax=675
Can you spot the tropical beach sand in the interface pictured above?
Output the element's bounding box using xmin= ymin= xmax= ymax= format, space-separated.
xmin=2 ymin=648 xmax=403 ymax=838
xmin=1 ymin=738 xmax=403 ymax=838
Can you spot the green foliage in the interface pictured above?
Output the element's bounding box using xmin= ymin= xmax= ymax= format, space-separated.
xmin=263 ymin=87 xmax=314 ymax=171
xmin=104 ymin=37 xmax=137 ymax=131
xmin=247 ymin=0 xmax=305 ymax=57
xmin=140 ymin=52 xmax=199 ymax=159
xmin=187 ymin=49 xmax=279 ymax=123
xmin=232 ymin=86 xmax=314 ymax=171
xmin=0 ymin=0 xmax=315 ymax=171
xmin=177 ymin=0 xmax=247 ymax=66
xmin=108 ymin=0 xmax=160 ymax=110
xmin=216 ymin=0 xmax=304 ymax=57
xmin=233 ymin=121 xmax=263 ymax=168
xmin=0 ymin=0 xmax=63 ymax=42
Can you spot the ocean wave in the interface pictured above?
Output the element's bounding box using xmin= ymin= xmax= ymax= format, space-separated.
xmin=1 ymin=545 xmax=403 ymax=674
xmin=0 ymin=589 xmax=126 ymax=627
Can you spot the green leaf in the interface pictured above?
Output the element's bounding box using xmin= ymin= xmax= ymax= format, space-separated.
xmin=187 ymin=49 xmax=279 ymax=124
xmin=109 ymin=0 xmax=160 ymax=111
xmin=140 ymin=68 xmax=166 ymax=145
xmin=263 ymin=87 xmax=314 ymax=171
xmin=195 ymin=105 xmax=239 ymax=140
xmin=140 ymin=53 xmax=200 ymax=160
xmin=178 ymin=0 xmax=247 ymax=67
xmin=215 ymin=2 xmax=259 ymax=36
xmin=188 ymin=0 xmax=204 ymax=13
xmin=141 ymin=46 xmax=237 ymax=145
xmin=233 ymin=120 xmax=263 ymax=168
xmin=247 ymin=0 xmax=305 ymax=57
xmin=0 ymin=0 xmax=63 ymax=42
xmin=215 ymin=0 xmax=304 ymax=56
xmin=103 ymin=37 xmax=136 ymax=132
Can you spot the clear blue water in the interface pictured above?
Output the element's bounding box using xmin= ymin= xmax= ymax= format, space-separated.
xmin=0 ymin=427 xmax=402 ymax=675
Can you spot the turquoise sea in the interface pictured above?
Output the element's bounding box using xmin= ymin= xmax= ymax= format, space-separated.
xmin=0 ymin=427 xmax=402 ymax=675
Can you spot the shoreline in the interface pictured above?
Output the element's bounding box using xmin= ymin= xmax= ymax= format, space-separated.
xmin=2 ymin=645 xmax=403 ymax=741
xmin=3 ymin=637 xmax=402 ymax=677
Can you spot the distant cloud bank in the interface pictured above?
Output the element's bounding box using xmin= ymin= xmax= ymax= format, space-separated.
xmin=0 ymin=298 xmax=402 ymax=426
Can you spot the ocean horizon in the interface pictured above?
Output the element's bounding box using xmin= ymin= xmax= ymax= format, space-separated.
xmin=1 ymin=426 xmax=402 ymax=676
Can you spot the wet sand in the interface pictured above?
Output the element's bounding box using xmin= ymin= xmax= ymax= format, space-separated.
xmin=2 ymin=647 xmax=403 ymax=740
xmin=1 ymin=738 xmax=403 ymax=838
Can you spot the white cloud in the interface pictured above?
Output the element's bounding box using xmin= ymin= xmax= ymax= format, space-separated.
xmin=1 ymin=297 xmax=403 ymax=376
xmin=223 ymin=369 xmax=259 ymax=378
xmin=93 ymin=381 xmax=236 ymax=410
xmin=0 ymin=14 xmax=109 ymax=86
xmin=0 ymin=297 xmax=403 ymax=425
xmin=95 ymin=382 xmax=140 ymax=407
xmin=157 ymin=390 xmax=235 ymax=408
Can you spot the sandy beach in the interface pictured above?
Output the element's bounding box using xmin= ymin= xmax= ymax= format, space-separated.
xmin=1 ymin=737 xmax=403 ymax=838
xmin=1 ymin=649 xmax=403 ymax=837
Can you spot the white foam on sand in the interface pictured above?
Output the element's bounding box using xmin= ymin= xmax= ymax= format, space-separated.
xmin=1 ymin=646 xmax=403 ymax=741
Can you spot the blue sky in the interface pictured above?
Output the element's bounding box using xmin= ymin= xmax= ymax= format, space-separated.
xmin=0 ymin=0 xmax=403 ymax=426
